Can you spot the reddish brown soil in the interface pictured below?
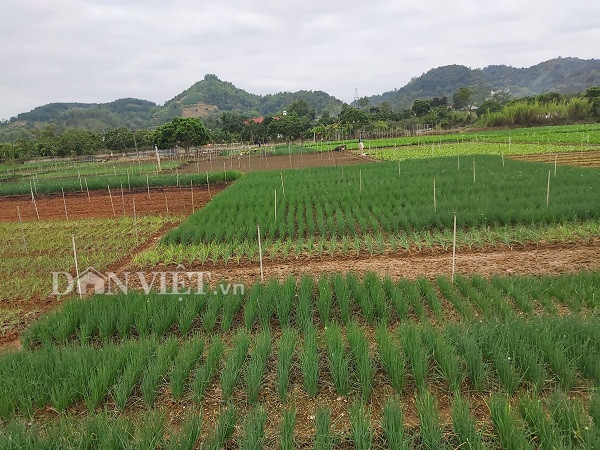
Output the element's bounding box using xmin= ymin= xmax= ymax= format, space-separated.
xmin=179 ymin=149 xmax=374 ymax=174
xmin=510 ymin=149 xmax=600 ymax=167
xmin=0 ymin=184 xmax=227 ymax=222
xmin=147 ymin=239 xmax=600 ymax=285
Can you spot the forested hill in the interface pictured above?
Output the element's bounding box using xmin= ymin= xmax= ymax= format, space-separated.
xmin=2 ymin=57 xmax=599 ymax=140
xmin=367 ymin=57 xmax=600 ymax=109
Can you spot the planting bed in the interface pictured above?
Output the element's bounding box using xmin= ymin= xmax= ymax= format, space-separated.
xmin=0 ymin=184 xmax=227 ymax=222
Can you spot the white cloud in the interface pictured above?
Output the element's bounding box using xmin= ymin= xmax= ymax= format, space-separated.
xmin=0 ymin=0 xmax=599 ymax=120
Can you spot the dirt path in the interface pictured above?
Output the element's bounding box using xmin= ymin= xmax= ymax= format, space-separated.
xmin=0 ymin=184 xmax=227 ymax=222
xmin=133 ymin=239 xmax=600 ymax=285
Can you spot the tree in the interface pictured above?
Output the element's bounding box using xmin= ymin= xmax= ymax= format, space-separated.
xmin=477 ymin=100 xmax=502 ymax=116
xmin=286 ymin=99 xmax=315 ymax=120
xmin=338 ymin=105 xmax=370 ymax=137
xmin=411 ymin=99 xmax=431 ymax=117
xmin=153 ymin=117 xmax=210 ymax=155
xmin=453 ymin=87 xmax=475 ymax=110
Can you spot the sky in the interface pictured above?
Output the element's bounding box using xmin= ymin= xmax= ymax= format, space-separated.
xmin=1 ymin=0 xmax=599 ymax=120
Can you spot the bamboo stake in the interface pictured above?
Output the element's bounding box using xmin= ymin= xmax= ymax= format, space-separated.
xmin=457 ymin=155 xmax=460 ymax=171
xmin=554 ymin=154 xmax=557 ymax=177
xmin=206 ymin=171 xmax=211 ymax=198
xmin=146 ymin=174 xmax=150 ymax=198
xmin=62 ymin=188 xmax=69 ymax=220
xmin=31 ymin=192 xmax=40 ymax=220
xmin=78 ymin=171 xmax=83 ymax=192
xmin=433 ymin=178 xmax=436 ymax=212
xmin=84 ymin=178 xmax=90 ymax=203
xmin=107 ymin=185 xmax=116 ymax=217
xmin=546 ymin=170 xmax=551 ymax=207
xmin=224 ymin=161 xmax=227 ymax=181
xmin=17 ymin=206 xmax=28 ymax=255
xmin=280 ymin=173 xmax=285 ymax=195
xmin=176 ymin=169 xmax=179 ymax=188
xmin=274 ymin=190 xmax=277 ymax=221
xmin=501 ymin=151 xmax=504 ymax=167
xmin=72 ymin=234 xmax=82 ymax=299
xmin=165 ymin=194 xmax=169 ymax=215
xmin=472 ymin=158 xmax=476 ymax=184
xmin=359 ymin=169 xmax=362 ymax=192
xmin=257 ymin=225 xmax=264 ymax=282
xmin=190 ymin=180 xmax=194 ymax=212
xmin=120 ymin=183 xmax=125 ymax=216
xmin=127 ymin=169 xmax=131 ymax=189
xmin=452 ymin=212 xmax=457 ymax=284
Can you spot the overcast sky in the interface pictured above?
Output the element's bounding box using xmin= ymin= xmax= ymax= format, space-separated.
xmin=1 ymin=0 xmax=599 ymax=120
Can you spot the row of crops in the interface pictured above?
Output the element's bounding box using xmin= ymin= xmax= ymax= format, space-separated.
xmin=137 ymin=219 xmax=600 ymax=266
xmin=302 ymin=123 xmax=600 ymax=151
xmin=23 ymin=271 xmax=600 ymax=347
xmin=0 ymin=170 xmax=241 ymax=196
xmin=2 ymin=270 xmax=600 ymax=447
xmin=163 ymin=156 xmax=600 ymax=245
xmin=361 ymin=142 xmax=600 ymax=161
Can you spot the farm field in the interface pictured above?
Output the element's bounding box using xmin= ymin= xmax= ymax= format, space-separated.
xmin=359 ymin=141 xmax=600 ymax=162
xmin=151 ymin=156 xmax=600 ymax=269
xmin=1 ymin=271 xmax=600 ymax=447
xmin=0 ymin=168 xmax=239 ymax=196
xmin=0 ymin=216 xmax=181 ymax=342
xmin=2 ymin=124 xmax=600 ymax=448
xmin=178 ymin=147 xmax=372 ymax=175
xmin=0 ymin=184 xmax=228 ymax=222
xmin=303 ymin=123 xmax=600 ymax=151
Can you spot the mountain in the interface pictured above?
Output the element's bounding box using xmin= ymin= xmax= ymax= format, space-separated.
xmin=156 ymin=74 xmax=344 ymax=121
xmin=367 ymin=57 xmax=600 ymax=109
xmin=1 ymin=75 xmax=344 ymax=140
xmin=2 ymin=57 xmax=599 ymax=140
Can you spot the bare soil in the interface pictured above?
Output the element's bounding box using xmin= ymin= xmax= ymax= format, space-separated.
xmin=0 ymin=184 xmax=227 ymax=222
xmin=144 ymin=239 xmax=600 ymax=285
xmin=179 ymin=149 xmax=374 ymax=174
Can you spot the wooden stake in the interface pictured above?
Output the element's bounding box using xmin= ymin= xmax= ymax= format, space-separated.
xmin=127 ymin=169 xmax=131 ymax=189
xmin=257 ymin=225 xmax=264 ymax=282
xmin=72 ymin=234 xmax=82 ymax=299
xmin=146 ymin=174 xmax=150 ymax=198
xmin=280 ymin=173 xmax=285 ymax=196
xmin=62 ymin=188 xmax=69 ymax=220
xmin=554 ymin=154 xmax=557 ymax=177
xmin=107 ymin=185 xmax=116 ymax=217
xmin=224 ymin=161 xmax=227 ymax=181
xmin=457 ymin=155 xmax=460 ymax=171
xmin=176 ymin=169 xmax=179 ymax=188
xmin=165 ymin=194 xmax=169 ymax=215
xmin=84 ymin=178 xmax=90 ymax=203
xmin=274 ymin=190 xmax=277 ymax=221
xmin=546 ymin=170 xmax=551 ymax=207
xmin=78 ymin=171 xmax=83 ymax=192
xmin=452 ymin=212 xmax=457 ymax=284
xmin=501 ymin=151 xmax=505 ymax=167
xmin=472 ymin=158 xmax=476 ymax=184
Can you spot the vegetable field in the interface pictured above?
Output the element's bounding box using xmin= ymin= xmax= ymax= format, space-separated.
xmin=303 ymin=123 xmax=600 ymax=152
xmin=2 ymin=271 xmax=600 ymax=447
xmin=0 ymin=170 xmax=240 ymax=196
xmin=163 ymin=156 xmax=600 ymax=245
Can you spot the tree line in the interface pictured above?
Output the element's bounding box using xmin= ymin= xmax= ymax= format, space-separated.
xmin=2 ymin=87 xmax=599 ymax=162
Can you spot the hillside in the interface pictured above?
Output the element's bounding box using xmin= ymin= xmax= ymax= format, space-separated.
xmin=2 ymin=57 xmax=599 ymax=141
xmin=368 ymin=57 xmax=600 ymax=109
